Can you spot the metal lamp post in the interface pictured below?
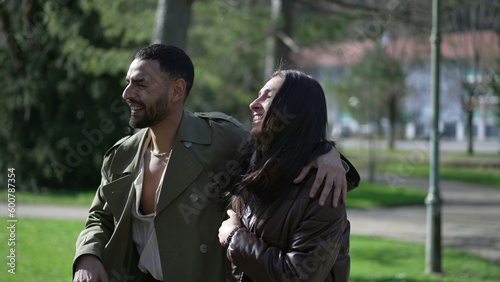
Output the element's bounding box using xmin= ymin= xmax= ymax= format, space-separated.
xmin=425 ymin=0 xmax=443 ymax=274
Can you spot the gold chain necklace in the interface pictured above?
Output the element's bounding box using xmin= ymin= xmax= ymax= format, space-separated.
xmin=149 ymin=140 xmax=171 ymax=157
xmin=150 ymin=149 xmax=171 ymax=157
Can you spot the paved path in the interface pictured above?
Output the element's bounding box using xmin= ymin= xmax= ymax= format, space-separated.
xmin=337 ymin=138 xmax=500 ymax=153
xmin=349 ymin=172 xmax=500 ymax=263
xmin=2 ymin=174 xmax=499 ymax=263
xmin=2 ymin=203 xmax=89 ymax=221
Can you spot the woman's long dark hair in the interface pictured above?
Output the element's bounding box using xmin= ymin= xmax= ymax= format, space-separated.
xmin=230 ymin=70 xmax=332 ymax=223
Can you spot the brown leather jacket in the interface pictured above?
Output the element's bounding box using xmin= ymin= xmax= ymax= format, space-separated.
xmin=225 ymin=158 xmax=359 ymax=282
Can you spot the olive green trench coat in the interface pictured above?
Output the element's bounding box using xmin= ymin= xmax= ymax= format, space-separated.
xmin=74 ymin=110 xmax=249 ymax=281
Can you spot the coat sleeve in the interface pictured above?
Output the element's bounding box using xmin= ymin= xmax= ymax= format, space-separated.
xmin=226 ymin=189 xmax=348 ymax=281
xmin=341 ymin=153 xmax=361 ymax=191
xmin=73 ymin=152 xmax=116 ymax=269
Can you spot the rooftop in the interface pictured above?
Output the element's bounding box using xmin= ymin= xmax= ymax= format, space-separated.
xmin=294 ymin=30 xmax=499 ymax=68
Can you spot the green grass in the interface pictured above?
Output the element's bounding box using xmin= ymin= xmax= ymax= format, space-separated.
xmin=342 ymin=148 xmax=500 ymax=188
xmin=0 ymin=218 xmax=498 ymax=281
xmin=351 ymin=235 xmax=500 ymax=282
xmin=0 ymin=189 xmax=95 ymax=206
xmin=377 ymin=162 xmax=500 ymax=187
xmin=348 ymin=182 xmax=427 ymax=209
xmin=0 ymin=218 xmax=84 ymax=282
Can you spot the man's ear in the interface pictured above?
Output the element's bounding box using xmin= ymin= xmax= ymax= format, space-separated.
xmin=171 ymin=79 xmax=187 ymax=102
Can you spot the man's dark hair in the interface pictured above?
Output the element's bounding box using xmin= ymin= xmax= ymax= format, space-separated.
xmin=135 ymin=44 xmax=195 ymax=99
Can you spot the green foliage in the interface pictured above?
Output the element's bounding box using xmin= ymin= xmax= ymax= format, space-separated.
xmin=293 ymin=7 xmax=355 ymax=45
xmin=187 ymin=1 xmax=359 ymax=123
xmin=0 ymin=0 xmax=155 ymax=190
xmin=0 ymin=0 xmax=424 ymax=192
xmin=332 ymin=45 xmax=406 ymax=125
xmin=187 ymin=1 xmax=269 ymax=121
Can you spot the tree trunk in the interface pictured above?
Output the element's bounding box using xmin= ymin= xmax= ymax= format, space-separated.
xmin=152 ymin=0 xmax=194 ymax=49
xmin=265 ymin=0 xmax=297 ymax=77
xmin=466 ymin=105 xmax=474 ymax=155
xmin=265 ymin=0 xmax=281 ymax=78
xmin=462 ymin=86 xmax=475 ymax=155
xmin=387 ymin=94 xmax=397 ymax=150
xmin=276 ymin=0 xmax=296 ymax=66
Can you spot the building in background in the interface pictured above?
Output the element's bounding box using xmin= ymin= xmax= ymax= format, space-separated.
xmin=296 ymin=30 xmax=499 ymax=141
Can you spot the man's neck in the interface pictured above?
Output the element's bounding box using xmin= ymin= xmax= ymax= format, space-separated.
xmin=148 ymin=110 xmax=183 ymax=154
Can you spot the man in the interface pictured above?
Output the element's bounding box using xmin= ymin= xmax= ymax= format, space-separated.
xmin=73 ymin=44 xmax=358 ymax=282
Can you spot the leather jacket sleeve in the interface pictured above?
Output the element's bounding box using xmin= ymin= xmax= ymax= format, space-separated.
xmin=226 ymin=184 xmax=348 ymax=281
xmin=341 ymin=153 xmax=361 ymax=191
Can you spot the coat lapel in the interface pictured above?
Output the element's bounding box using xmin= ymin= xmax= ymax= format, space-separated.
xmin=102 ymin=174 xmax=136 ymax=219
xmin=102 ymin=129 xmax=148 ymax=218
xmin=155 ymin=111 xmax=211 ymax=215
xmin=155 ymin=142 xmax=202 ymax=213
xmin=100 ymin=111 xmax=213 ymax=216
xmin=108 ymin=129 xmax=148 ymax=177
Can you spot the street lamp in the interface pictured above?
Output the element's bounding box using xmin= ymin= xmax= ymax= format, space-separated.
xmin=426 ymin=0 xmax=443 ymax=274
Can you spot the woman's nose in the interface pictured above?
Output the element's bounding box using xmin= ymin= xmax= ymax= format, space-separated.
xmin=249 ymin=97 xmax=261 ymax=111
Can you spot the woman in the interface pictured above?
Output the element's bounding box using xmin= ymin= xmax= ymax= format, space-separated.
xmin=219 ymin=70 xmax=357 ymax=281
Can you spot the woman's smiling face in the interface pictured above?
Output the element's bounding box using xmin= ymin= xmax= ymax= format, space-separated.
xmin=248 ymin=76 xmax=284 ymax=138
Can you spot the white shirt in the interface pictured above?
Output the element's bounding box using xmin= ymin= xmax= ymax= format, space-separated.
xmin=131 ymin=134 xmax=168 ymax=281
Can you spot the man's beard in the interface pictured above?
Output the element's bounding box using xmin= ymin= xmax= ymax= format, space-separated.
xmin=129 ymin=97 xmax=170 ymax=129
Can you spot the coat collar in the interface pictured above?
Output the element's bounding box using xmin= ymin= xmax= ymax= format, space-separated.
xmin=108 ymin=110 xmax=211 ymax=176
xmin=104 ymin=110 xmax=207 ymax=215
xmin=176 ymin=110 xmax=212 ymax=145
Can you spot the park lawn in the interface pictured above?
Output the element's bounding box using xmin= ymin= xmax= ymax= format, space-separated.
xmin=341 ymin=148 xmax=500 ymax=187
xmin=351 ymin=235 xmax=500 ymax=281
xmin=0 ymin=218 xmax=498 ymax=281
xmin=0 ymin=181 xmax=427 ymax=209
xmin=376 ymin=162 xmax=500 ymax=187
xmin=0 ymin=189 xmax=96 ymax=206
xmin=347 ymin=182 xmax=427 ymax=209
xmin=1 ymin=218 xmax=84 ymax=282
